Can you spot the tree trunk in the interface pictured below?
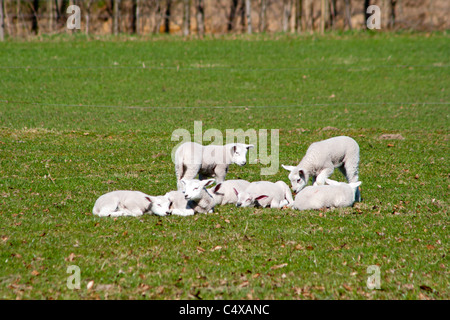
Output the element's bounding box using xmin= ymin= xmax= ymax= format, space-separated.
xmin=0 ymin=0 xmax=4 ymax=41
xmin=329 ymin=0 xmax=336 ymax=29
xmin=245 ymin=0 xmax=251 ymax=34
xmin=294 ymin=0 xmax=302 ymax=33
xmin=195 ymin=0 xmax=205 ymax=37
xmin=227 ymin=0 xmax=238 ymax=32
xmin=153 ymin=0 xmax=161 ymax=34
xmin=164 ymin=0 xmax=171 ymax=33
xmin=344 ymin=0 xmax=352 ymax=30
xmin=389 ymin=0 xmax=396 ymax=29
xmin=320 ymin=0 xmax=325 ymax=34
xmin=183 ymin=0 xmax=190 ymax=36
xmin=31 ymin=0 xmax=39 ymax=35
xmin=259 ymin=0 xmax=266 ymax=32
xmin=112 ymin=0 xmax=120 ymax=35
xmin=283 ymin=0 xmax=292 ymax=33
xmin=364 ymin=0 xmax=370 ymax=25
xmin=130 ymin=0 xmax=139 ymax=34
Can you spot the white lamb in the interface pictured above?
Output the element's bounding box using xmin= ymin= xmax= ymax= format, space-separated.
xmin=174 ymin=142 xmax=254 ymax=190
xmin=92 ymin=190 xmax=170 ymax=217
xmin=180 ymin=178 xmax=216 ymax=214
xmin=234 ymin=181 xmax=294 ymax=209
xmin=282 ymin=136 xmax=360 ymax=195
xmin=207 ymin=179 xmax=251 ymax=205
xmin=293 ymin=179 xmax=362 ymax=211
xmin=164 ymin=190 xmax=195 ymax=216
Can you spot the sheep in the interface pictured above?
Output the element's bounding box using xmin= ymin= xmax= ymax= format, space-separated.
xmin=180 ymin=178 xmax=216 ymax=214
xmin=207 ymin=179 xmax=251 ymax=205
xmin=92 ymin=190 xmax=170 ymax=217
xmin=164 ymin=190 xmax=195 ymax=216
xmin=174 ymin=142 xmax=254 ymax=190
xmin=293 ymin=179 xmax=362 ymax=211
xmin=234 ymin=181 xmax=294 ymax=209
xmin=281 ymin=136 xmax=360 ymax=196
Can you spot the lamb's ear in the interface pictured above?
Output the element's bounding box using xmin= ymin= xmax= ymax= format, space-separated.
xmin=246 ymin=144 xmax=254 ymax=150
xmin=233 ymin=188 xmax=239 ymax=196
xmin=298 ymin=168 xmax=306 ymax=179
xmin=146 ymin=196 xmax=157 ymax=203
xmin=325 ymin=179 xmax=339 ymax=185
xmin=145 ymin=196 xmax=152 ymax=202
xmin=282 ymin=164 xmax=296 ymax=172
xmin=203 ymin=179 xmax=215 ymax=187
xmin=213 ymin=183 xmax=222 ymax=193
xmin=255 ymin=195 xmax=268 ymax=201
xmin=350 ymin=181 xmax=362 ymax=188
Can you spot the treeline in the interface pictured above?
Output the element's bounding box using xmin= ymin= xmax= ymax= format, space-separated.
xmin=0 ymin=0 xmax=445 ymax=40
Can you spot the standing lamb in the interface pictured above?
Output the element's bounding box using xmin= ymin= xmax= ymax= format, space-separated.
xmin=174 ymin=142 xmax=254 ymax=190
xmin=234 ymin=181 xmax=294 ymax=209
xmin=208 ymin=179 xmax=251 ymax=205
xmin=92 ymin=190 xmax=170 ymax=217
xmin=180 ymin=178 xmax=216 ymax=214
xmin=293 ymin=179 xmax=362 ymax=211
xmin=164 ymin=190 xmax=195 ymax=216
xmin=282 ymin=136 xmax=360 ymax=195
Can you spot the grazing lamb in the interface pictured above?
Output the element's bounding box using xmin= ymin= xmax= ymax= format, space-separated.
xmin=235 ymin=181 xmax=294 ymax=209
xmin=175 ymin=142 xmax=254 ymax=190
xmin=208 ymin=179 xmax=251 ymax=205
xmin=180 ymin=178 xmax=216 ymax=214
xmin=282 ymin=136 xmax=360 ymax=194
xmin=92 ymin=190 xmax=170 ymax=217
xmin=293 ymin=179 xmax=362 ymax=211
xmin=164 ymin=190 xmax=195 ymax=216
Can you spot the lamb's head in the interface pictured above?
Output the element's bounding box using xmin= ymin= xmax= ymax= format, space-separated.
xmin=325 ymin=179 xmax=362 ymax=201
xmin=234 ymin=188 xmax=267 ymax=208
xmin=181 ymin=178 xmax=215 ymax=201
xmin=282 ymin=165 xmax=308 ymax=193
xmin=146 ymin=196 xmax=171 ymax=216
xmin=229 ymin=143 xmax=254 ymax=166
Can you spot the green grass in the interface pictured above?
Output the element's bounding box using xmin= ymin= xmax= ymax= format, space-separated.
xmin=0 ymin=32 xmax=448 ymax=300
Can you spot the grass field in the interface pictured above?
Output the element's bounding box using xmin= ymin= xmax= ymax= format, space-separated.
xmin=0 ymin=32 xmax=448 ymax=300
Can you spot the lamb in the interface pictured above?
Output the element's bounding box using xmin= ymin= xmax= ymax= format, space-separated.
xmin=174 ymin=142 xmax=254 ymax=190
xmin=293 ymin=179 xmax=362 ymax=211
xmin=180 ymin=178 xmax=216 ymax=214
xmin=235 ymin=181 xmax=294 ymax=209
xmin=282 ymin=136 xmax=360 ymax=195
xmin=207 ymin=179 xmax=251 ymax=205
xmin=92 ymin=190 xmax=170 ymax=217
xmin=164 ymin=190 xmax=195 ymax=216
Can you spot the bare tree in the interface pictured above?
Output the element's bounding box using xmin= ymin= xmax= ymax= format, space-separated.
xmin=31 ymin=0 xmax=39 ymax=35
xmin=227 ymin=0 xmax=238 ymax=32
xmin=130 ymin=0 xmax=140 ymax=34
xmin=84 ymin=0 xmax=94 ymax=35
xmin=0 ymin=0 xmax=4 ymax=40
xmin=364 ymin=0 xmax=370 ymax=26
xmin=245 ymin=0 xmax=251 ymax=34
xmin=344 ymin=0 xmax=352 ymax=30
xmin=183 ymin=0 xmax=190 ymax=36
xmin=283 ymin=0 xmax=292 ymax=33
xmin=112 ymin=0 xmax=120 ymax=35
xmin=164 ymin=0 xmax=172 ymax=33
xmin=195 ymin=0 xmax=205 ymax=37
xmin=259 ymin=0 xmax=267 ymax=32
xmin=320 ymin=0 xmax=326 ymax=34
xmin=153 ymin=0 xmax=162 ymax=34
xmin=294 ymin=0 xmax=302 ymax=33
xmin=329 ymin=0 xmax=336 ymax=29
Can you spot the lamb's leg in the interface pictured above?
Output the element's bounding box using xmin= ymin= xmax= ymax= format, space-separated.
xmin=314 ymin=167 xmax=334 ymax=186
xmin=270 ymin=199 xmax=282 ymax=209
xmin=343 ymin=159 xmax=359 ymax=183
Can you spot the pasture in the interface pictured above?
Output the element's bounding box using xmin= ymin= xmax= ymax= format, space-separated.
xmin=0 ymin=32 xmax=448 ymax=299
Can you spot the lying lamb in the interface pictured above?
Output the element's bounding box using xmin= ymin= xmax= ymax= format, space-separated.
xmin=282 ymin=136 xmax=360 ymax=195
xmin=175 ymin=142 xmax=254 ymax=190
xmin=180 ymin=178 xmax=216 ymax=214
xmin=164 ymin=190 xmax=195 ymax=216
xmin=92 ymin=190 xmax=170 ymax=217
xmin=208 ymin=179 xmax=251 ymax=205
xmin=293 ymin=179 xmax=362 ymax=211
xmin=235 ymin=181 xmax=294 ymax=209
